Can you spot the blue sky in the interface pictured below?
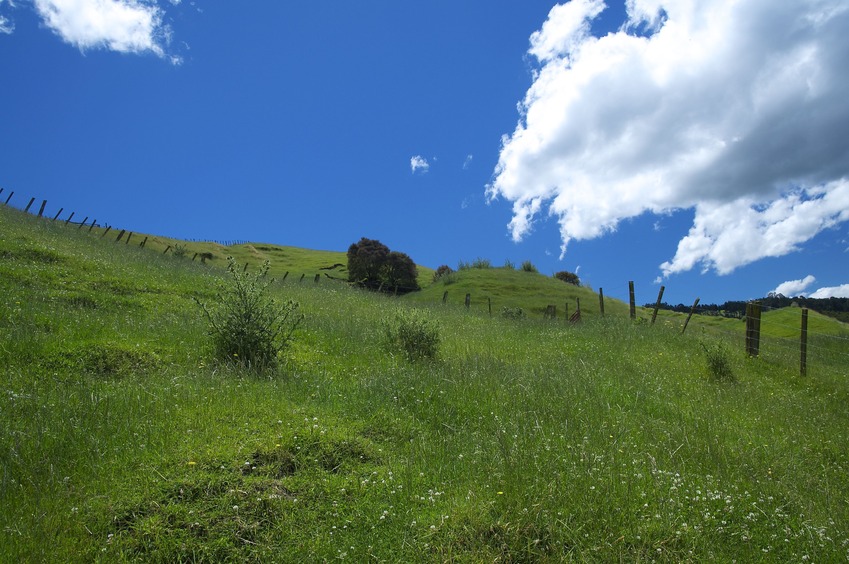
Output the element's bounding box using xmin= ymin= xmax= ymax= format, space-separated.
xmin=1 ymin=0 xmax=848 ymax=306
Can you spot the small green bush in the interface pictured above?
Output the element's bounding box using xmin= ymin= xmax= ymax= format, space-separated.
xmin=433 ymin=264 xmax=454 ymax=282
xmin=521 ymin=260 xmax=537 ymax=273
xmin=385 ymin=309 xmax=440 ymax=361
xmin=701 ymin=341 xmax=735 ymax=383
xmin=196 ymin=257 xmax=303 ymax=371
xmin=471 ymin=257 xmax=491 ymax=269
xmin=172 ymin=244 xmax=188 ymax=259
xmin=503 ymin=259 xmax=515 ymax=270
xmin=501 ymin=306 xmax=526 ymax=320
xmin=554 ymin=270 xmax=581 ymax=286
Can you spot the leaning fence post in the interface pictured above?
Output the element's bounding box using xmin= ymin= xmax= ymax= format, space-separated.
xmin=115 ymin=229 xmax=126 ymax=242
xmin=745 ymin=302 xmax=762 ymax=357
xmin=4 ymin=191 xmax=14 ymax=205
xmin=800 ymin=308 xmax=808 ymax=377
xmin=163 ymin=245 xmax=171 ymax=254
xmin=52 ymin=207 xmax=63 ymax=221
xmin=465 ymin=293 xmax=471 ymax=309
xmin=282 ymin=271 xmax=289 ymax=281
xmin=101 ymin=226 xmax=112 ymax=238
xmin=89 ymin=220 xmax=97 ymax=233
xmin=651 ymin=285 xmax=665 ymax=325
xmin=488 ymin=297 xmax=492 ymax=316
xmin=629 ymin=281 xmax=636 ymax=320
xmin=140 ymin=236 xmax=148 ymax=248
xmin=682 ymin=297 xmax=700 ymax=334
xmin=25 ymin=197 xmax=36 ymax=213
xmin=125 ymin=232 xmax=133 ymax=245
xmin=64 ymin=212 xmax=75 ymax=225
xmin=78 ymin=216 xmax=88 ymax=229
xmin=442 ymin=291 xmax=448 ymax=304
xmin=37 ymin=200 xmax=47 ymax=217
xmin=314 ymin=274 xmax=320 ymax=283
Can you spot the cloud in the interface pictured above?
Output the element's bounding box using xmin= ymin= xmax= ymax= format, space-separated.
xmin=0 ymin=0 xmax=15 ymax=34
xmin=809 ymin=284 xmax=849 ymax=299
xmin=773 ymin=275 xmax=816 ymax=297
xmin=32 ymin=0 xmax=178 ymax=61
xmin=487 ymin=0 xmax=849 ymax=275
xmin=463 ymin=154 xmax=474 ymax=169
xmin=410 ymin=155 xmax=430 ymax=174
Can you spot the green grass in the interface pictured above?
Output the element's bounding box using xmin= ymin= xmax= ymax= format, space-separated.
xmin=2 ymin=204 xmax=849 ymax=561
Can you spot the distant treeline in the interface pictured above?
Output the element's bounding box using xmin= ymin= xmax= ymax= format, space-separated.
xmin=646 ymin=295 xmax=849 ymax=324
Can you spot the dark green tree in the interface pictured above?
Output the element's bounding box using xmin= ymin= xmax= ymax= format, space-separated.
xmin=383 ymin=251 xmax=420 ymax=293
xmin=347 ymin=237 xmax=389 ymax=290
xmin=347 ymin=238 xmax=420 ymax=294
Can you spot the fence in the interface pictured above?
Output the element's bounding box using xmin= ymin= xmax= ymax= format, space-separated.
xmin=438 ymin=280 xmax=848 ymax=378
xmin=4 ymin=189 xmax=846 ymax=376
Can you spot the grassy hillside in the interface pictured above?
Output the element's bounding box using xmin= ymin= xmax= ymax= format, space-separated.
xmin=2 ymin=204 xmax=849 ymax=562
xmin=405 ymin=266 xmax=633 ymax=319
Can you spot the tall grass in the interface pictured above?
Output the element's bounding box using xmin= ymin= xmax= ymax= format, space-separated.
xmin=2 ymin=206 xmax=848 ymax=561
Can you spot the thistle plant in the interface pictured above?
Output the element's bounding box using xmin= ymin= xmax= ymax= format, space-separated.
xmin=196 ymin=257 xmax=303 ymax=371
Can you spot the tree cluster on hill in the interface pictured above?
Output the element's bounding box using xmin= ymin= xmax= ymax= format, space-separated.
xmin=646 ymin=294 xmax=849 ymax=323
xmin=347 ymin=237 xmax=420 ymax=294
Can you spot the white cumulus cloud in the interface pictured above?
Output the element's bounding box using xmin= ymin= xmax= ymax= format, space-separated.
xmin=410 ymin=155 xmax=430 ymax=174
xmin=0 ymin=0 xmax=15 ymax=34
xmin=773 ymin=275 xmax=816 ymax=297
xmin=487 ymin=0 xmax=849 ymax=276
xmin=809 ymin=284 xmax=849 ymax=299
xmin=32 ymin=0 xmax=177 ymax=61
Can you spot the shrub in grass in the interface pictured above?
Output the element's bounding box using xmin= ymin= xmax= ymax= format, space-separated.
xmin=501 ymin=306 xmax=526 ymax=320
xmin=385 ymin=309 xmax=440 ymax=361
xmin=521 ymin=260 xmax=537 ymax=273
xmin=554 ymin=270 xmax=581 ymax=286
xmin=172 ymin=244 xmax=188 ymax=258
xmin=701 ymin=341 xmax=735 ymax=383
xmin=196 ymin=257 xmax=303 ymax=370
xmin=503 ymin=259 xmax=515 ymax=270
xmin=433 ymin=264 xmax=454 ymax=281
xmin=471 ymin=257 xmax=492 ymax=269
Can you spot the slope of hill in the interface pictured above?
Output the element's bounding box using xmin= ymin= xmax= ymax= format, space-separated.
xmin=405 ymin=266 xmax=632 ymax=319
xmin=2 ymin=203 xmax=849 ymax=562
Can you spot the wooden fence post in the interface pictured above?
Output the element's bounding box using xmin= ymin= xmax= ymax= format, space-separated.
xmin=25 ymin=197 xmax=35 ymax=213
xmin=140 ymin=236 xmax=148 ymax=248
xmin=163 ymin=245 xmax=171 ymax=254
xmin=88 ymin=220 xmax=97 ymax=232
xmin=651 ymin=285 xmax=665 ymax=325
xmin=64 ymin=212 xmax=75 ymax=225
xmin=442 ymin=291 xmax=448 ymax=304
xmin=299 ymin=274 xmax=305 ymax=282
xmin=52 ymin=207 xmax=63 ymax=221
xmin=314 ymin=274 xmax=320 ymax=283
xmin=800 ymin=308 xmax=808 ymax=377
xmin=488 ymin=297 xmax=492 ymax=316
xmin=37 ymin=200 xmax=47 ymax=217
xmin=282 ymin=271 xmax=289 ymax=281
xmin=682 ymin=297 xmax=700 ymax=334
xmin=745 ymin=302 xmax=762 ymax=357
xmin=125 ymin=232 xmax=133 ymax=245
xmin=4 ymin=191 xmax=13 ymax=205
xmin=464 ymin=293 xmax=471 ymax=309
xmin=101 ymin=226 xmax=112 ymax=238
xmin=629 ymin=281 xmax=636 ymax=320
xmin=78 ymin=216 xmax=88 ymax=229
xmin=115 ymin=229 xmax=126 ymax=242
xmin=244 ymin=263 xmax=249 ymax=273
xmin=598 ymin=288 xmax=605 ymax=317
